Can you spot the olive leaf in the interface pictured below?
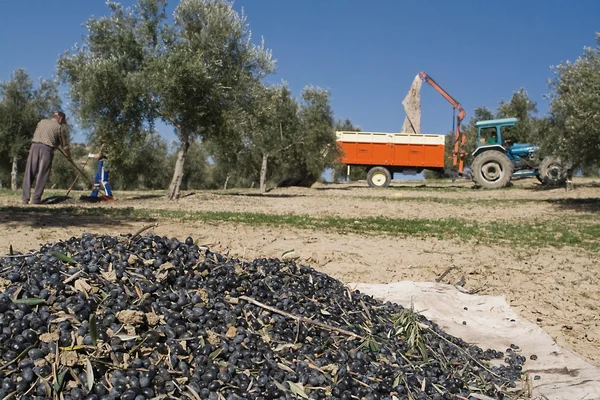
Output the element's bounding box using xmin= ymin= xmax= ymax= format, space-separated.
xmin=89 ymin=314 xmax=98 ymax=346
xmin=281 ymin=249 xmax=295 ymax=257
xmin=209 ymin=347 xmax=223 ymax=360
xmin=53 ymin=368 xmax=68 ymax=394
xmin=12 ymin=298 xmax=45 ymax=305
xmin=85 ymin=358 xmax=94 ymax=391
xmin=186 ymin=385 xmax=202 ymax=400
xmin=277 ymin=363 xmax=294 ymax=374
xmin=52 ymin=251 xmax=77 ymax=265
xmin=273 ymin=381 xmax=287 ymax=393
xmin=116 ymin=334 xmax=140 ymax=341
xmin=287 ymin=381 xmax=309 ymax=399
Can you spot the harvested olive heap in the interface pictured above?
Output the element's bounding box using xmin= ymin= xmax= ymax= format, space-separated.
xmin=0 ymin=233 xmax=526 ymax=400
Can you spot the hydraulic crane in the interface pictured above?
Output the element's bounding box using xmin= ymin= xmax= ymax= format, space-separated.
xmin=418 ymin=71 xmax=467 ymax=174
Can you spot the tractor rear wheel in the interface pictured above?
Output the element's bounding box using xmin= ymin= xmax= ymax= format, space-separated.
xmin=472 ymin=151 xmax=513 ymax=189
xmin=539 ymin=157 xmax=566 ymax=186
xmin=367 ymin=167 xmax=391 ymax=188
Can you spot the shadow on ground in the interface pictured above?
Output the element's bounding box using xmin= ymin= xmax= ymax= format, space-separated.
xmin=316 ymin=183 xmax=475 ymax=191
xmin=124 ymin=194 xmax=166 ymax=201
xmin=220 ymin=192 xmax=305 ymax=198
xmin=547 ymin=198 xmax=600 ymax=213
xmin=0 ymin=206 xmax=156 ymax=228
xmin=314 ymin=186 xmax=356 ymax=191
xmin=388 ymin=184 xmax=475 ymax=191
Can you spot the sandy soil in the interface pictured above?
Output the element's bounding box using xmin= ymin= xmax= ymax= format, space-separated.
xmin=1 ymin=178 xmax=599 ymax=366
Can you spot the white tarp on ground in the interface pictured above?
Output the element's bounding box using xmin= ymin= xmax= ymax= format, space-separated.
xmin=401 ymin=75 xmax=422 ymax=134
xmin=352 ymin=281 xmax=600 ymax=400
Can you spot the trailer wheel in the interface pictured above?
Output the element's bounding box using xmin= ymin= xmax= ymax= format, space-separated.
xmin=367 ymin=167 xmax=391 ymax=188
xmin=472 ymin=151 xmax=513 ymax=189
xmin=539 ymin=157 xmax=566 ymax=186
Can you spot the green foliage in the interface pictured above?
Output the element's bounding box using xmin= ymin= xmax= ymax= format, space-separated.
xmin=333 ymin=118 xmax=366 ymax=182
xmin=579 ymin=165 xmax=600 ymax=177
xmin=462 ymin=106 xmax=494 ymax=164
xmin=545 ymin=33 xmax=600 ymax=168
xmin=58 ymin=1 xmax=158 ymax=181
xmin=59 ymin=0 xmax=275 ymax=199
xmin=0 ymin=69 xmax=61 ymax=188
xmin=276 ymin=87 xmax=338 ymax=186
xmin=209 ymin=83 xmax=301 ymax=189
xmin=180 ymin=140 xmax=211 ymax=190
xmin=48 ymin=134 xmax=173 ymax=191
xmin=496 ymin=88 xmax=538 ymax=143
xmin=250 ymin=84 xmax=302 ymax=188
xmin=49 ymin=145 xmax=89 ymax=190
xmin=108 ymin=132 xmax=172 ymax=190
xmin=207 ymin=84 xmax=340 ymax=189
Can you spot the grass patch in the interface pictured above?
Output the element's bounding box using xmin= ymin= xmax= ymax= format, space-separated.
xmin=3 ymin=206 xmax=599 ymax=252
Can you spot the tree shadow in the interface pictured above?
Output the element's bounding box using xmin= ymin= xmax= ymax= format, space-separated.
xmin=0 ymin=206 xmax=155 ymax=228
xmin=219 ymin=193 xmax=304 ymax=198
xmin=314 ymin=186 xmax=354 ymax=191
xmin=546 ymin=198 xmax=600 ymax=213
xmin=124 ymin=194 xmax=165 ymax=201
xmin=520 ymin=180 xmax=600 ymax=192
xmin=520 ymin=184 xmax=567 ymax=192
xmin=388 ymin=184 xmax=475 ymax=191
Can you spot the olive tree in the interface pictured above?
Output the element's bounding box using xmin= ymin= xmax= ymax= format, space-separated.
xmin=245 ymin=84 xmax=300 ymax=192
xmin=276 ymin=87 xmax=338 ymax=187
xmin=0 ymin=69 xmax=61 ymax=190
xmin=59 ymin=0 xmax=274 ymax=199
xmin=462 ymin=106 xmax=494 ymax=164
xmin=496 ymin=88 xmax=538 ymax=143
xmin=545 ymin=33 xmax=600 ymax=168
xmin=58 ymin=1 xmax=159 ymax=186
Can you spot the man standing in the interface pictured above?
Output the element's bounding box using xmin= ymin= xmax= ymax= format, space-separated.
xmin=22 ymin=111 xmax=72 ymax=204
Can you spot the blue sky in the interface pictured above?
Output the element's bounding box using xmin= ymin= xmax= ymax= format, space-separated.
xmin=0 ymin=0 xmax=598 ymax=145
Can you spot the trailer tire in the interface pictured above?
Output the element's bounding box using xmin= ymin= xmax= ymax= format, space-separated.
xmin=472 ymin=151 xmax=513 ymax=189
xmin=367 ymin=167 xmax=392 ymax=188
xmin=539 ymin=157 xmax=566 ymax=186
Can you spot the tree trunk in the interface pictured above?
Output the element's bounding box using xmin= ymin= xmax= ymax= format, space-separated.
xmin=11 ymin=155 xmax=18 ymax=191
xmin=223 ymin=175 xmax=230 ymax=190
xmin=260 ymin=154 xmax=268 ymax=192
xmin=167 ymin=137 xmax=190 ymax=200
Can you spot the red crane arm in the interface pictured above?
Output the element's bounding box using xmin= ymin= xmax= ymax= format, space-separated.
xmin=418 ymin=71 xmax=467 ymax=173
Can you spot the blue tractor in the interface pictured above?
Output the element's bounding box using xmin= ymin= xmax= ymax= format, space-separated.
xmin=471 ymin=118 xmax=566 ymax=189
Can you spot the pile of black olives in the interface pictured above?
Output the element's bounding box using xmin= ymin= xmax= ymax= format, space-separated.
xmin=0 ymin=233 xmax=525 ymax=399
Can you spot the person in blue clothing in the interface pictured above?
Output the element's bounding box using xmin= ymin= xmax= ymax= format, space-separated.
xmin=88 ymin=145 xmax=113 ymax=199
xmin=463 ymin=166 xmax=472 ymax=180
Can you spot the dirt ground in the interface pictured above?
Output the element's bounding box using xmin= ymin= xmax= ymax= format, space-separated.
xmin=1 ymin=177 xmax=599 ymax=366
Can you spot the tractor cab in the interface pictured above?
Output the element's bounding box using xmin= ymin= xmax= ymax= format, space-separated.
xmin=473 ymin=117 xmax=539 ymax=161
xmin=475 ymin=118 xmax=516 ymax=150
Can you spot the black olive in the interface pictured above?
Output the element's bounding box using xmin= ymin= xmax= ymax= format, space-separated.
xmin=0 ymin=234 xmax=526 ymax=399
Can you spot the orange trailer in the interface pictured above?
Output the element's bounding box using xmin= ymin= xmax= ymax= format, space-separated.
xmin=336 ymin=131 xmax=446 ymax=187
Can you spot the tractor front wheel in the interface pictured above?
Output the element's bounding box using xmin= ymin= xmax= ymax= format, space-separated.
xmin=472 ymin=151 xmax=513 ymax=189
xmin=367 ymin=167 xmax=392 ymax=188
xmin=539 ymin=157 xmax=567 ymax=186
